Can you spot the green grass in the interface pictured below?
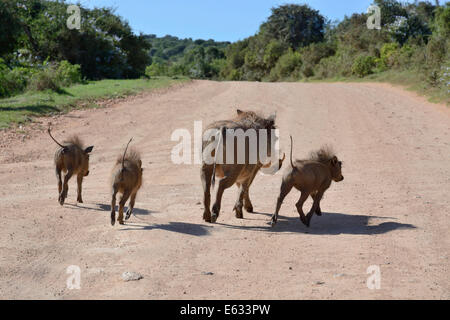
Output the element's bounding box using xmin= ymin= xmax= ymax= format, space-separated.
xmin=0 ymin=77 xmax=189 ymax=129
xmin=304 ymin=70 xmax=449 ymax=105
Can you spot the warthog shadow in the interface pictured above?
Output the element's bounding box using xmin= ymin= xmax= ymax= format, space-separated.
xmin=97 ymin=204 xmax=154 ymax=216
xmin=120 ymin=222 xmax=212 ymax=236
xmin=65 ymin=203 xmax=156 ymax=216
xmin=219 ymin=211 xmax=416 ymax=236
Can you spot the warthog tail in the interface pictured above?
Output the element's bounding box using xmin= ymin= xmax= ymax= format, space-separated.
xmin=48 ymin=127 xmax=67 ymax=151
xmin=122 ymin=138 xmax=133 ymax=171
xmin=211 ymin=127 xmax=226 ymax=189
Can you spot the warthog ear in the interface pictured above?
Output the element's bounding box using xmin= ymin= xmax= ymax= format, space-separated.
xmin=237 ymin=109 xmax=244 ymax=115
xmin=267 ymin=112 xmax=277 ymax=123
xmin=331 ymin=156 xmax=338 ymax=165
xmin=84 ymin=146 xmax=94 ymax=154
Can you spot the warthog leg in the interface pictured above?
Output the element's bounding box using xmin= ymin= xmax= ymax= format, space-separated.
xmin=56 ymin=167 xmax=63 ymax=196
xmin=59 ymin=168 xmax=73 ymax=206
xmin=311 ymin=192 xmax=322 ymax=216
xmin=243 ymin=189 xmax=253 ymax=213
xmin=201 ymin=165 xmax=213 ymax=223
xmin=111 ymin=186 xmax=118 ymax=226
xmin=118 ymin=191 xmax=131 ymax=225
xmin=270 ymin=181 xmax=293 ymax=227
xmin=307 ymin=190 xmax=324 ymax=226
xmin=125 ymin=192 xmax=137 ymax=220
xmin=76 ymin=174 xmax=84 ymax=203
xmin=211 ymin=168 xmax=242 ymax=223
xmin=296 ymin=192 xmax=310 ymax=227
xmin=243 ymin=171 xmax=257 ymax=213
xmin=234 ymin=183 xmax=249 ymax=219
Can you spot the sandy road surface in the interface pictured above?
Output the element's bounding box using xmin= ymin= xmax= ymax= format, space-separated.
xmin=0 ymin=81 xmax=449 ymax=300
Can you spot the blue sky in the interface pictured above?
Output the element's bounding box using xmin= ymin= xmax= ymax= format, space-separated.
xmin=78 ymin=0 xmax=415 ymax=41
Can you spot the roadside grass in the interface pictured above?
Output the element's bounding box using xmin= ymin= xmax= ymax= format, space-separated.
xmin=304 ymin=70 xmax=449 ymax=105
xmin=0 ymin=76 xmax=189 ymax=129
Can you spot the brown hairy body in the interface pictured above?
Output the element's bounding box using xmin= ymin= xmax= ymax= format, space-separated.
xmin=271 ymin=140 xmax=344 ymax=228
xmin=110 ymin=146 xmax=143 ymax=226
xmin=201 ymin=109 xmax=285 ymax=223
xmin=48 ymin=129 xmax=94 ymax=206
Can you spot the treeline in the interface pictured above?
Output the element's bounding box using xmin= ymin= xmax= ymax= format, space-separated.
xmin=0 ymin=0 xmax=151 ymax=97
xmin=145 ymin=0 xmax=449 ymax=92
xmin=144 ymin=35 xmax=229 ymax=79
xmin=1 ymin=0 xmax=449 ymax=99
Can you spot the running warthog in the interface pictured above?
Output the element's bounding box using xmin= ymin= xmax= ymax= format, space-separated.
xmin=270 ymin=137 xmax=344 ymax=228
xmin=201 ymin=110 xmax=285 ymax=223
xmin=48 ymin=128 xmax=94 ymax=206
xmin=110 ymin=139 xmax=143 ymax=226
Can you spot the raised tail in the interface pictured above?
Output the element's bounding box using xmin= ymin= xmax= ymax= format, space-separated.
xmin=48 ymin=127 xmax=67 ymax=150
xmin=122 ymin=138 xmax=133 ymax=170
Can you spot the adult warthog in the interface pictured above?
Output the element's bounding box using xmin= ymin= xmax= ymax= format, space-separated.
xmin=201 ymin=109 xmax=285 ymax=223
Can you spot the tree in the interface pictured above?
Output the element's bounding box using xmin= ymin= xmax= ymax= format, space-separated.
xmin=260 ymin=4 xmax=325 ymax=49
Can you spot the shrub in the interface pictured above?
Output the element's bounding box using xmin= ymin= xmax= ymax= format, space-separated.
xmin=28 ymin=65 xmax=60 ymax=92
xmin=0 ymin=60 xmax=35 ymax=97
xmin=379 ymin=43 xmax=400 ymax=70
xmin=300 ymin=42 xmax=336 ymax=77
xmin=55 ymin=61 xmax=82 ymax=87
xmin=269 ymin=49 xmax=302 ymax=81
xmin=352 ymin=55 xmax=376 ymax=77
xmin=145 ymin=62 xmax=168 ymax=77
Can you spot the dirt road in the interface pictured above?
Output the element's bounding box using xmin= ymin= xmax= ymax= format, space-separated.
xmin=0 ymin=81 xmax=448 ymax=299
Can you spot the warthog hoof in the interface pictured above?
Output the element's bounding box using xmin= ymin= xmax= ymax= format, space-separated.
xmin=269 ymin=218 xmax=277 ymax=227
xmin=245 ymin=205 xmax=254 ymax=213
xmin=211 ymin=204 xmax=220 ymax=223
xmin=111 ymin=213 xmax=116 ymax=226
xmin=77 ymin=197 xmax=83 ymax=204
xmin=300 ymin=216 xmax=310 ymax=228
xmin=234 ymin=205 xmax=244 ymax=219
xmin=125 ymin=209 xmax=132 ymax=220
xmin=118 ymin=219 xmax=124 ymax=225
xmin=203 ymin=210 xmax=212 ymax=223
xmin=315 ymin=208 xmax=322 ymax=216
xmin=58 ymin=195 xmax=65 ymax=206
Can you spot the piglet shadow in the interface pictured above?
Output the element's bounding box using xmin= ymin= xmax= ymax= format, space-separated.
xmin=97 ymin=204 xmax=155 ymax=216
xmin=219 ymin=211 xmax=416 ymax=236
xmin=120 ymin=222 xmax=212 ymax=236
xmin=65 ymin=203 xmax=156 ymax=216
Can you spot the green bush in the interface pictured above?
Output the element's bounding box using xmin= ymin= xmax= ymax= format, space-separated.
xmin=1 ymin=60 xmax=83 ymax=96
xmin=379 ymin=43 xmax=400 ymax=70
xmin=300 ymin=42 xmax=336 ymax=77
xmin=352 ymin=55 xmax=376 ymax=77
xmin=269 ymin=49 xmax=302 ymax=81
xmin=314 ymin=46 xmax=355 ymax=79
xmin=145 ymin=63 xmax=168 ymax=77
xmin=0 ymin=60 xmax=36 ymax=97
xmin=55 ymin=61 xmax=82 ymax=87
xmin=28 ymin=65 xmax=60 ymax=92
